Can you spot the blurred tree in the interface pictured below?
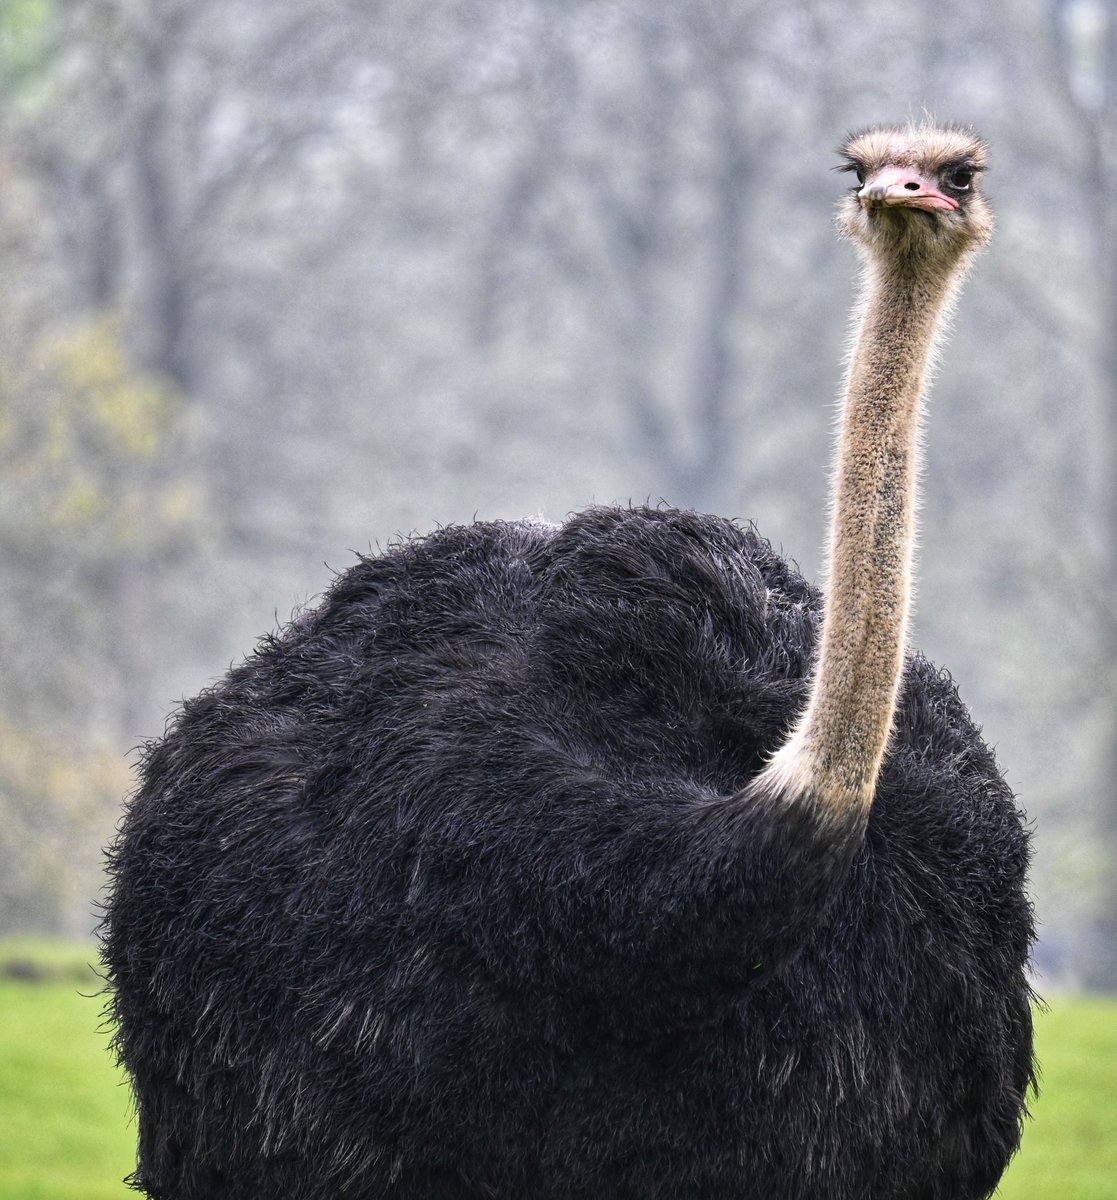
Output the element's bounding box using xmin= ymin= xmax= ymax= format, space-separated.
xmin=0 ymin=0 xmax=1109 ymax=987
xmin=0 ymin=720 xmax=129 ymax=937
xmin=0 ymin=309 xmax=198 ymax=734
xmin=0 ymin=302 xmax=198 ymax=935
xmin=1041 ymin=0 xmax=1117 ymax=988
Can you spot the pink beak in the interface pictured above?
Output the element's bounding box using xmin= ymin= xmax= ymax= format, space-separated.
xmin=859 ymin=167 xmax=959 ymax=213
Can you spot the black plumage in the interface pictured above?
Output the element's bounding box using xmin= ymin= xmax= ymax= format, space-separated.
xmin=103 ymin=505 xmax=1033 ymax=1200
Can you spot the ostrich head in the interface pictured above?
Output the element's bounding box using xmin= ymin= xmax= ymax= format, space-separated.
xmin=836 ymin=123 xmax=993 ymax=268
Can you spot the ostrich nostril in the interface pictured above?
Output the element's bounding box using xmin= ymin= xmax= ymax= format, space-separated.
xmin=904 ymin=181 xmax=920 ymax=191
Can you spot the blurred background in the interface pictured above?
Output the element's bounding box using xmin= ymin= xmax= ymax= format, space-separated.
xmin=0 ymin=0 xmax=1112 ymax=990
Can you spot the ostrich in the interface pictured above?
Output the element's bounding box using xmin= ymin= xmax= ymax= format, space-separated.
xmin=104 ymin=123 xmax=1034 ymax=1200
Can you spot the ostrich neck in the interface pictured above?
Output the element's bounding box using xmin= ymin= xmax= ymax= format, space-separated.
xmin=759 ymin=253 xmax=964 ymax=818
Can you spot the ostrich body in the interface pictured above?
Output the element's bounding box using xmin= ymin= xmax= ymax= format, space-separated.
xmin=104 ymin=125 xmax=1034 ymax=1200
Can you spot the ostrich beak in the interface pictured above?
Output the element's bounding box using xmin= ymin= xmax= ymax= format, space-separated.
xmin=859 ymin=167 xmax=959 ymax=213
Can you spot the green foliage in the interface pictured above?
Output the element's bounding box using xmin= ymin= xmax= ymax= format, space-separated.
xmin=8 ymin=313 xmax=188 ymax=546
xmin=0 ymin=940 xmax=1114 ymax=1199
xmin=0 ymin=723 xmax=131 ymax=936
xmin=0 ymin=0 xmax=53 ymax=108
xmin=0 ymin=311 xmax=200 ymax=938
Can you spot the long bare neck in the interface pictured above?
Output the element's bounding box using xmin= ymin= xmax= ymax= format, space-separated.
xmin=752 ymin=251 xmax=967 ymax=822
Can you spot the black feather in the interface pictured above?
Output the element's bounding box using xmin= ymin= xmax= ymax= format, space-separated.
xmin=103 ymin=505 xmax=1034 ymax=1200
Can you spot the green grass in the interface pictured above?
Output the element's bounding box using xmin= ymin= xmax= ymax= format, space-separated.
xmin=0 ymin=940 xmax=134 ymax=1199
xmin=998 ymin=995 xmax=1117 ymax=1199
xmin=1 ymin=938 xmax=1115 ymax=1198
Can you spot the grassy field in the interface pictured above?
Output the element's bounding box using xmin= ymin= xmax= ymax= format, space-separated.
xmin=0 ymin=940 xmax=134 ymax=1200
xmin=998 ymin=995 xmax=1117 ymax=1200
xmin=1 ymin=939 xmax=1114 ymax=1199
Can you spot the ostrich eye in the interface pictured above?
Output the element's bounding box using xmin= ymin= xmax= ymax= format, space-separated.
xmin=945 ymin=167 xmax=974 ymax=191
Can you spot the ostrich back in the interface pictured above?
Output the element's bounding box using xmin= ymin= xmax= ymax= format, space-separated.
xmin=104 ymin=505 xmax=1034 ymax=1200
